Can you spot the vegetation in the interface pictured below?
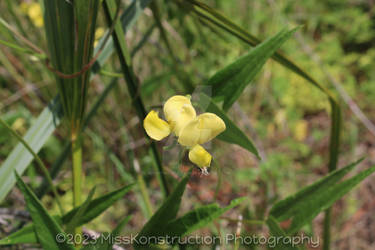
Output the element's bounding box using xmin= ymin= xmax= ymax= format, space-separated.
xmin=1 ymin=0 xmax=375 ymax=249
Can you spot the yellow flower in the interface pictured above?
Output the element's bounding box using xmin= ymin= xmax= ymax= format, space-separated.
xmin=143 ymin=95 xmax=226 ymax=173
xmin=28 ymin=3 xmax=44 ymax=27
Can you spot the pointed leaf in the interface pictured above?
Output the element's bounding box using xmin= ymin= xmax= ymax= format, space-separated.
xmin=165 ymin=197 xmax=245 ymax=238
xmin=206 ymin=28 xmax=298 ymax=110
xmin=270 ymin=159 xmax=363 ymax=221
xmin=266 ymin=216 xmax=297 ymax=250
xmin=62 ymin=184 xmax=134 ymax=225
xmin=15 ymin=173 xmax=74 ymax=250
xmin=197 ymin=94 xmax=260 ymax=158
xmin=66 ymin=187 xmax=96 ymax=233
xmin=0 ymin=223 xmax=35 ymax=245
xmin=287 ymin=165 xmax=375 ymax=234
xmin=134 ymin=170 xmax=192 ymax=248
xmin=1 ymin=184 xmax=134 ymax=246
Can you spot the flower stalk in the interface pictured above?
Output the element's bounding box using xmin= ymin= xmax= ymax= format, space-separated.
xmin=71 ymin=132 xmax=82 ymax=236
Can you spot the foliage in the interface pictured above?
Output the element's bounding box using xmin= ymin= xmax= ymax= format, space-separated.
xmin=0 ymin=0 xmax=375 ymax=249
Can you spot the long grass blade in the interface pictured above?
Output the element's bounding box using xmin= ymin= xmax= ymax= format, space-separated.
xmin=103 ymin=0 xmax=170 ymax=197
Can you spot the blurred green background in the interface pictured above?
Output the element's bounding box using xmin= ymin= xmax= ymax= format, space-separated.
xmin=1 ymin=0 xmax=375 ymax=249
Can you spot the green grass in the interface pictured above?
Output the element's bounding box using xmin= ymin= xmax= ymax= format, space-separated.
xmin=1 ymin=0 xmax=375 ymax=249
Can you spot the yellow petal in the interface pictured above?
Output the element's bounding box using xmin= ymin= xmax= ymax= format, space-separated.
xmin=163 ymin=95 xmax=196 ymax=135
xmin=143 ymin=110 xmax=171 ymax=141
xmin=178 ymin=113 xmax=226 ymax=147
xmin=189 ymin=145 xmax=212 ymax=168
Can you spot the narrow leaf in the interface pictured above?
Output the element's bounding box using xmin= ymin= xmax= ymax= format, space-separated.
xmin=0 ymin=223 xmax=35 ymax=245
xmin=15 ymin=173 xmax=74 ymax=250
xmin=134 ymin=170 xmax=192 ymax=247
xmin=62 ymin=184 xmax=134 ymax=225
xmin=1 ymin=184 xmax=134 ymax=246
xmin=206 ymin=28 xmax=298 ymax=110
xmin=0 ymin=0 xmax=151 ymax=203
xmin=269 ymin=159 xmax=363 ymax=221
xmin=197 ymin=94 xmax=260 ymax=158
xmin=287 ymin=165 xmax=375 ymax=234
xmin=266 ymin=216 xmax=297 ymax=250
xmin=66 ymin=187 xmax=96 ymax=234
xmin=0 ymin=97 xmax=62 ymax=202
xmin=165 ymin=197 xmax=245 ymax=238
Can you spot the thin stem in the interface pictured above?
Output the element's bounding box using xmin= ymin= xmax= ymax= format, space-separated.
xmin=0 ymin=117 xmax=64 ymax=215
xmin=103 ymin=0 xmax=170 ymax=197
xmin=136 ymin=172 xmax=153 ymax=217
xmin=323 ymin=208 xmax=332 ymax=250
xmin=71 ymin=134 xmax=82 ymax=237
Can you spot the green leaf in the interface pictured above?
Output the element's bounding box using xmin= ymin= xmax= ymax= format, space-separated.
xmin=134 ymin=170 xmax=192 ymax=248
xmin=112 ymin=215 xmax=132 ymax=236
xmin=266 ymin=216 xmax=297 ymax=250
xmin=103 ymin=0 xmax=169 ymax=197
xmin=165 ymin=197 xmax=245 ymax=238
xmin=269 ymin=159 xmax=363 ymax=221
xmin=0 ymin=223 xmax=35 ymax=245
xmin=62 ymin=184 xmax=134 ymax=225
xmin=93 ymin=0 xmax=152 ymax=71
xmin=197 ymin=94 xmax=260 ymax=158
xmin=81 ymin=232 xmax=112 ymax=250
xmin=0 ymin=0 xmax=151 ymax=203
xmin=2 ymin=184 xmax=133 ymax=246
xmin=206 ymin=28 xmax=298 ymax=110
xmin=66 ymin=187 xmax=96 ymax=234
xmin=14 ymin=173 xmax=74 ymax=250
xmin=0 ymin=97 xmax=62 ymax=202
xmin=269 ymin=160 xmax=375 ymax=234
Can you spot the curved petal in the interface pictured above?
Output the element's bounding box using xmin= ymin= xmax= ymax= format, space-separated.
xmin=143 ymin=110 xmax=171 ymax=141
xmin=178 ymin=113 xmax=226 ymax=147
xmin=189 ymin=145 xmax=212 ymax=168
xmin=163 ymin=95 xmax=196 ymax=135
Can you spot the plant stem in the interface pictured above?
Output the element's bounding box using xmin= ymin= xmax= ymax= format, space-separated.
xmin=103 ymin=0 xmax=170 ymax=197
xmin=136 ymin=173 xmax=153 ymax=218
xmin=71 ymin=134 xmax=82 ymax=237
xmin=323 ymin=208 xmax=332 ymax=250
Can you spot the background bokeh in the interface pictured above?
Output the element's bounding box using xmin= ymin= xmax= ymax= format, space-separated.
xmin=1 ymin=0 xmax=375 ymax=249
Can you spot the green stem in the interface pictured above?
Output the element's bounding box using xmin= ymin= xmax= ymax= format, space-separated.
xmin=323 ymin=208 xmax=332 ymax=250
xmin=71 ymin=135 xmax=82 ymax=237
xmin=103 ymin=0 xmax=170 ymax=197
xmin=136 ymin=173 xmax=153 ymax=217
xmin=0 ymin=117 xmax=64 ymax=215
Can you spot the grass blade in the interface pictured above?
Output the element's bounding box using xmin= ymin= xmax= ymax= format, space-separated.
xmin=0 ymin=97 xmax=62 ymax=202
xmin=0 ymin=0 xmax=150 ymax=202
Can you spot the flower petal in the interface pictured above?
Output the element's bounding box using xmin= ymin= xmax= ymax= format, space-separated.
xmin=189 ymin=145 xmax=212 ymax=168
xmin=178 ymin=113 xmax=226 ymax=147
xmin=143 ymin=110 xmax=171 ymax=141
xmin=163 ymin=95 xmax=196 ymax=135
